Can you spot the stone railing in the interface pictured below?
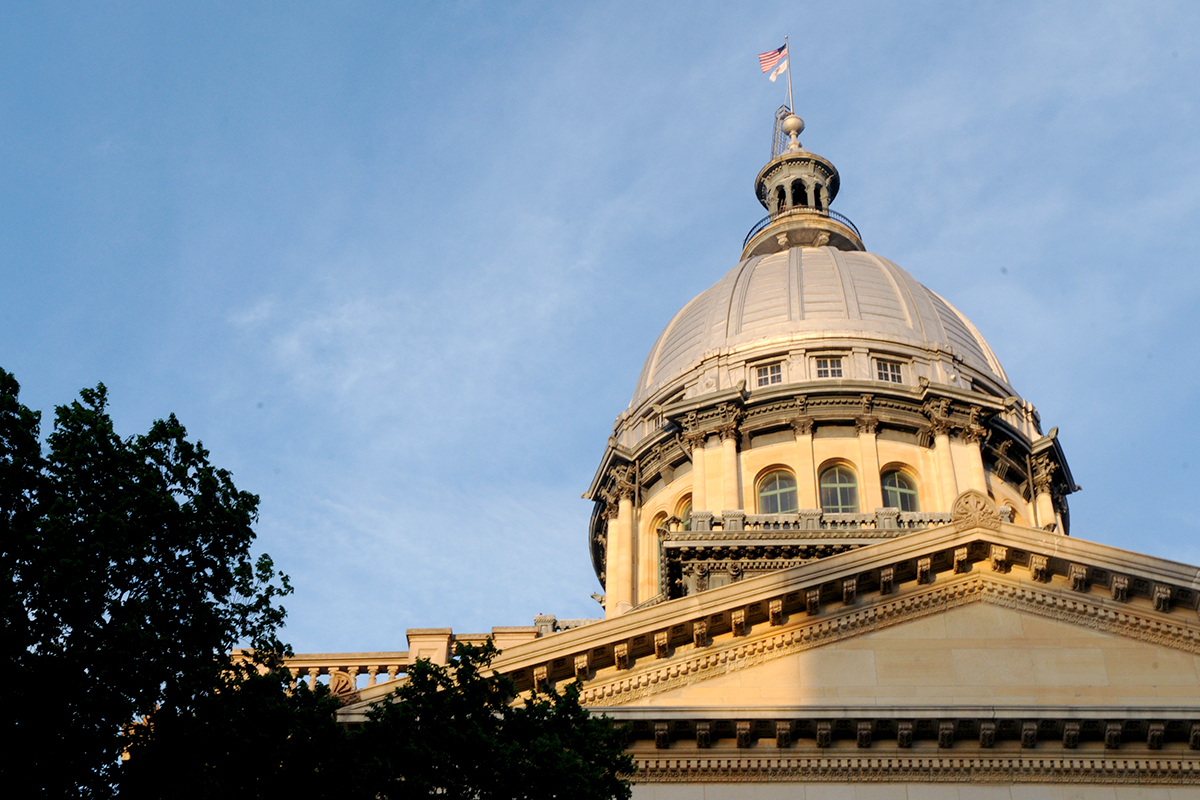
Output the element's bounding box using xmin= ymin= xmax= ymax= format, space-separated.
xmin=283 ymin=652 xmax=412 ymax=695
xmin=688 ymin=509 xmax=952 ymax=532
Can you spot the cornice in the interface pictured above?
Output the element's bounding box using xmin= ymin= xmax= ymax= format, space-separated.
xmin=630 ymin=753 xmax=1200 ymax=785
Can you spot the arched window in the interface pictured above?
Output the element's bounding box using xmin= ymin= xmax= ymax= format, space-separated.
xmin=757 ymin=470 xmax=798 ymax=514
xmin=819 ymin=465 xmax=859 ymax=513
xmin=791 ymin=178 xmax=808 ymax=207
xmin=775 ymin=185 xmax=787 ymax=211
xmin=678 ymin=498 xmax=693 ymax=531
xmin=881 ymin=470 xmax=919 ymax=512
xmin=811 ymin=181 xmax=824 ymax=211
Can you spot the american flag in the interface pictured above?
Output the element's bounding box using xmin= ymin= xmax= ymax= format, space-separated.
xmin=758 ymin=44 xmax=787 ymax=73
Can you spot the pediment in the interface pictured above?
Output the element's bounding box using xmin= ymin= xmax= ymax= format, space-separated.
xmin=606 ymin=593 xmax=1200 ymax=709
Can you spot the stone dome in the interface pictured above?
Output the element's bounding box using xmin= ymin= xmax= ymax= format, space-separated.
xmin=630 ymin=246 xmax=1013 ymax=410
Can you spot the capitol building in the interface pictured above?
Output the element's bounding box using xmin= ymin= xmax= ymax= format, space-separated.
xmin=290 ymin=108 xmax=1200 ymax=798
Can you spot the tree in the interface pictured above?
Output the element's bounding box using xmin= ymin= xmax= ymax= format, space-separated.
xmin=1 ymin=370 xmax=291 ymax=797
xmin=356 ymin=641 xmax=634 ymax=800
xmin=118 ymin=666 xmax=353 ymax=798
xmin=3 ymin=369 xmax=632 ymax=798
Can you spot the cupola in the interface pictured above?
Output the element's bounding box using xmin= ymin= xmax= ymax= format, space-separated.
xmin=742 ymin=107 xmax=864 ymax=257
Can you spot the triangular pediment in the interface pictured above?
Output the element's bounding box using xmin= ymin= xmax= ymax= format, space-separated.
xmin=474 ymin=518 xmax=1200 ymax=712
xmin=610 ymin=593 xmax=1200 ymax=709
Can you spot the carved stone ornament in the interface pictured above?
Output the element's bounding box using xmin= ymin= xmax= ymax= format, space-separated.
xmin=654 ymin=630 xmax=669 ymax=659
xmin=857 ymin=721 xmax=872 ymax=748
xmin=533 ymin=665 xmax=549 ymax=690
xmin=952 ymin=490 xmax=1002 ymax=532
xmin=1069 ymin=563 xmax=1089 ymax=592
xmin=897 ymin=722 xmax=913 ymax=748
xmin=776 ymin=721 xmax=792 ymax=748
xmin=614 ymin=642 xmax=630 ymax=670
xmin=854 ymin=416 xmax=878 ymax=435
xmin=842 ymin=578 xmax=857 ymax=606
xmin=769 ymin=598 xmax=784 ymax=626
xmin=816 ymin=721 xmax=832 ymax=748
xmin=328 ymin=669 xmax=356 ymax=697
xmin=696 ymin=722 xmax=711 ymax=749
xmin=609 ymin=463 xmax=636 ymax=500
xmin=1190 ymin=722 xmax=1200 ymax=750
xmin=1111 ymin=574 xmax=1130 ymax=602
xmin=938 ymin=721 xmax=955 ymax=749
xmin=574 ymin=653 xmax=589 ymax=681
xmin=681 ymin=430 xmax=707 ymax=455
xmin=953 ymin=546 xmax=970 ymax=574
xmin=716 ymin=404 xmax=744 ymax=442
xmin=979 ymin=721 xmax=996 ymax=748
xmin=731 ymin=608 xmax=747 ymax=636
xmin=1029 ymin=554 xmax=1050 ymax=583
xmin=1063 ymin=722 xmax=1081 ymax=749
xmin=806 ymin=588 xmax=821 ymax=616
xmin=879 ymin=566 xmax=895 ymax=594
xmin=790 ymin=416 xmax=814 ymax=437
xmin=692 ymin=619 xmax=708 ymax=648
xmin=1021 ymin=721 xmax=1038 ymax=748
xmin=1148 ymin=722 xmax=1166 ymax=750
xmin=737 ymin=721 xmax=752 ymax=748
xmin=1032 ymin=453 xmax=1057 ymax=494
xmin=961 ymin=425 xmax=987 ymax=446
xmin=916 ymin=557 xmax=932 ymax=585
xmin=1105 ymin=722 xmax=1122 ymax=749
xmin=990 ymin=545 xmax=1009 ymax=572
xmin=1154 ymin=584 xmax=1173 ymax=613
xmin=655 ymin=721 xmax=670 ymax=749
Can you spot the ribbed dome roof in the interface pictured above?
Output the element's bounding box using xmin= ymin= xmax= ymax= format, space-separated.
xmin=631 ymin=246 xmax=1011 ymax=409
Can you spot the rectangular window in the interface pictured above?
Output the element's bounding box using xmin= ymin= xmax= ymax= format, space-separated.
xmin=755 ymin=363 xmax=782 ymax=387
xmin=815 ymin=357 xmax=843 ymax=378
xmin=876 ymin=360 xmax=903 ymax=383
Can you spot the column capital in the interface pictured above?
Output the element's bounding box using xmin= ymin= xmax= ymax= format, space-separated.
xmin=609 ymin=463 xmax=636 ymax=500
xmin=961 ymin=425 xmax=987 ymax=446
xmin=1031 ymin=453 xmax=1057 ymax=494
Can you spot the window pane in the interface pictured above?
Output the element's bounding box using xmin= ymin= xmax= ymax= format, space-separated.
xmin=758 ymin=470 xmax=798 ymax=514
xmin=819 ymin=466 xmax=859 ymax=513
xmin=881 ymin=470 xmax=919 ymax=512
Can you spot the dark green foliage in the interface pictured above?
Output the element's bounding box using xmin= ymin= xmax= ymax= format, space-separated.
xmin=1 ymin=370 xmax=291 ymax=797
xmin=358 ymin=641 xmax=634 ymax=800
xmin=119 ymin=668 xmax=352 ymax=798
xmin=2 ymin=369 xmax=632 ymax=798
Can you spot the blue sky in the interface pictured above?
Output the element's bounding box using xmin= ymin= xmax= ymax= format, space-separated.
xmin=3 ymin=1 xmax=1199 ymax=653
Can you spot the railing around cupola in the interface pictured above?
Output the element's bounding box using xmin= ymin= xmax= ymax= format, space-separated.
xmin=742 ymin=206 xmax=862 ymax=249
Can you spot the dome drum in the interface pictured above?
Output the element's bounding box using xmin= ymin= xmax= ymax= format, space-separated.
xmin=586 ymin=377 xmax=1077 ymax=611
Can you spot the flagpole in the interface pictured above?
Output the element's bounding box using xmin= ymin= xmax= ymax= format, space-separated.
xmin=785 ymin=34 xmax=794 ymax=113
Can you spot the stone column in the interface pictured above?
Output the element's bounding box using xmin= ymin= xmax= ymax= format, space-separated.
xmin=856 ymin=417 xmax=883 ymax=511
xmin=636 ymin=510 xmax=659 ymax=605
xmin=962 ymin=425 xmax=988 ymax=495
xmin=933 ymin=422 xmax=958 ymax=506
xmin=685 ymin=432 xmax=707 ymax=513
xmin=602 ymin=502 xmax=621 ymax=618
xmin=1032 ymin=454 xmax=1057 ymax=529
xmin=791 ymin=417 xmax=817 ymax=508
xmin=720 ymin=426 xmax=740 ymax=513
